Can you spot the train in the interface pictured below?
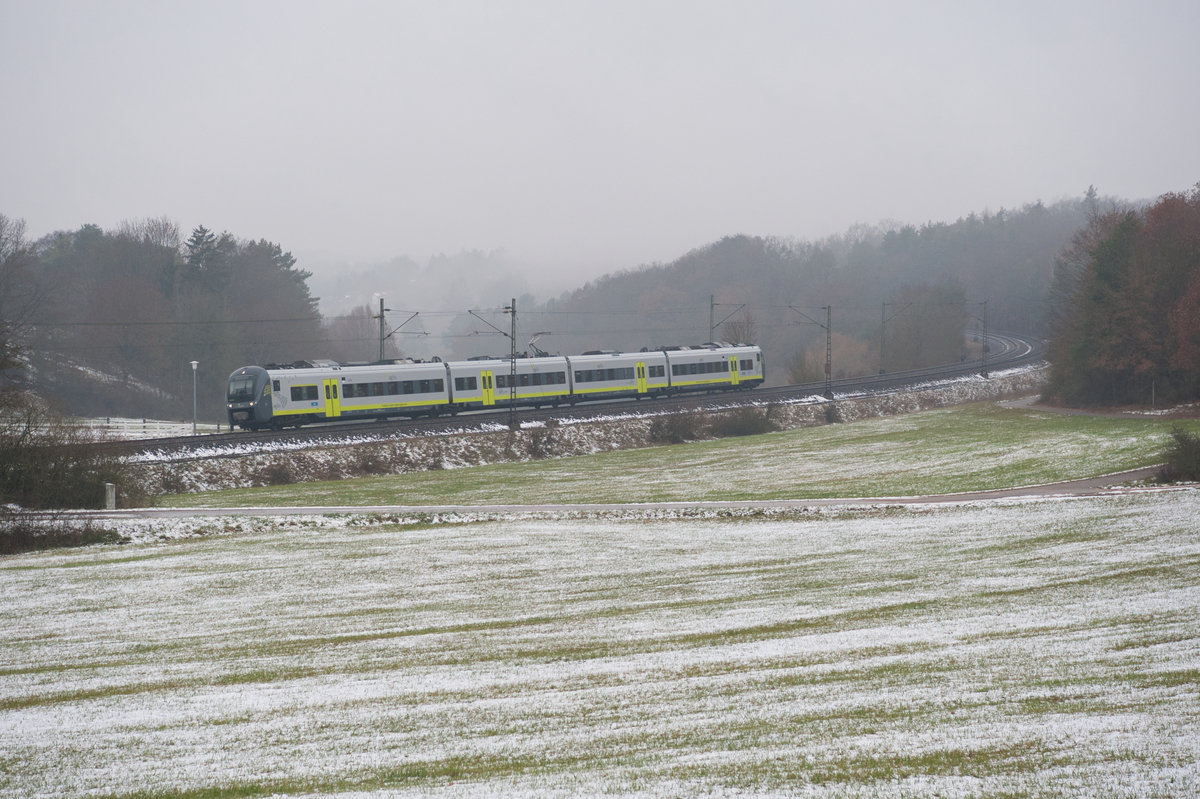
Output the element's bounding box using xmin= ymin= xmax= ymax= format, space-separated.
xmin=226 ymin=343 xmax=764 ymax=430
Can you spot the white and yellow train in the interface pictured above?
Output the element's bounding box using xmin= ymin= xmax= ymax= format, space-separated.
xmin=226 ymin=344 xmax=764 ymax=430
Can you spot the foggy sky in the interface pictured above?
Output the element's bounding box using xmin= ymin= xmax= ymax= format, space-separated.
xmin=3 ymin=0 xmax=1198 ymax=282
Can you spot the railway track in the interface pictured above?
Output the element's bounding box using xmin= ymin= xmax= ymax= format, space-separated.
xmin=105 ymin=332 xmax=1044 ymax=459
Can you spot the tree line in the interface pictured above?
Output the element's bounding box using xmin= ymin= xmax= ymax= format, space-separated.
xmin=0 ymin=216 xmax=380 ymax=421
xmin=4 ymin=185 xmax=1188 ymax=427
xmin=1045 ymin=185 xmax=1200 ymax=406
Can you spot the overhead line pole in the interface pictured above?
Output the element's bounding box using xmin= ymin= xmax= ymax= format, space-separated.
xmin=375 ymin=298 xmax=422 ymax=361
xmin=710 ymin=297 xmax=746 ymax=342
xmin=506 ymin=298 xmax=517 ymax=429
xmin=467 ymin=301 xmax=520 ymax=429
xmin=789 ymin=305 xmax=833 ymax=399
xmin=981 ymin=300 xmax=989 ymax=378
xmin=878 ymin=302 xmax=913 ymax=375
xmin=377 ymin=298 xmax=386 ymax=361
xmin=825 ymin=305 xmax=832 ymax=399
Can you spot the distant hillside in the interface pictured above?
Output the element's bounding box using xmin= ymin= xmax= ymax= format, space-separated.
xmin=1 ymin=191 xmax=1115 ymax=419
xmin=522 ymin=194 xmax=1103 ymax=383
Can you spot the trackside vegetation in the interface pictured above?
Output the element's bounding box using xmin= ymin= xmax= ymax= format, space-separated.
xmin=164 ymin=402 xmax=1197 ymax=508
xmin=1160 ymin=426 xmax=1200 ymax=482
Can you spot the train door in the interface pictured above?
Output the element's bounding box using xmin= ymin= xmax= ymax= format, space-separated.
xmin=480 ymin=371 xmax=495 ymax=406
xmin=635 ymin=362 xmax=648 ymax=394
xmin=323 ymin=378 xmax=341 ymax=418
xmin=729 ymin=356 xmax=740 ymax=387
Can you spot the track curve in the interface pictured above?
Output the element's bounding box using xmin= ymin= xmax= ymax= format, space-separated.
xmin=104 ymin=331 xmax=1045 ymax=459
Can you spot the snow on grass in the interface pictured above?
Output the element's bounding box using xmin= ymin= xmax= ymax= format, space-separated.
xmin=2 ymin=492 xmax=1198 ymax=797
xmin=165 ymin=401 xmax=1190 ymax=508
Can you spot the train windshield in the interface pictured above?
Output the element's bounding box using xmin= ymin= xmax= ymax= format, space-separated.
xmin=227 ymin=376 xmax=257 ymax=403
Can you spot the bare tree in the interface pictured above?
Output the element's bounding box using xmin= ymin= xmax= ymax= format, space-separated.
xmin=114 ymin=216 xmax=182 ymax=249
xmin=722 ymin=309 xmax=758 ymax=345
xmin=0 ymin=214 xmax=42 ymax=379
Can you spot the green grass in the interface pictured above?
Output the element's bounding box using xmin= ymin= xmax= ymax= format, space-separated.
xmin=165 ymin=402 xmax=1194 ymax=507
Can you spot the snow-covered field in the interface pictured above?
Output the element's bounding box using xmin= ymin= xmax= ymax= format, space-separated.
xmin=3 ymin=492 xmax=1198 ymax=797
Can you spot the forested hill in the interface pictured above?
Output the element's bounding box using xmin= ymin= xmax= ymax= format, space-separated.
xmin=530 ymin=194 xmax=1100 ymax=382
xmin=0 ymin=189 xmax=1127 ymax=421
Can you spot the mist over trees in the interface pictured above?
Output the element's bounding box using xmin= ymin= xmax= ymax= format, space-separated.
xmin=308 ymin=250 xmax=543 ymax=362
xmin=525 ymin=194 xmax=1099 ymax=383
xmin=1045 ymin=185 xmax=1200 ymax=406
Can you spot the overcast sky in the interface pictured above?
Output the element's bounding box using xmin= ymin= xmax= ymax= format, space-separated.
xmin=3 ymin=0 xmax=1198 ymax=281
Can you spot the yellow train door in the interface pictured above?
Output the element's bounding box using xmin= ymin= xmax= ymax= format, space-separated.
xmin=729 ymin=356 xmax=740 ymax=386
xmin=323 ymin=378 xmax=341 ymax=417
xmin=481 ymin=371 xmax=495 ymax=406
xmin=636 ymin=362 xmax=648 ymax=393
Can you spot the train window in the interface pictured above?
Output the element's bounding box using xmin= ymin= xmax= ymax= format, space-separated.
xmin=272 ymin=380 xmax=281 ymax=392
xmin=401 ymin=381 xmax=414 ymax=394
xmin=455 ymin=376 xmax=478 ymax=391
xmin=740 ymin=359 xmax=754 ymax=371
xmin=228 ymin=377 xmax=256 ymax=402
xmin=291 ymin=385 xmax=319 ymax=402
xmin=433 ymin=379 xmax=444 ymax=392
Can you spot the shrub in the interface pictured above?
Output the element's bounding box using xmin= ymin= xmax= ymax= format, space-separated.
xmin=648 ymin=412 xmax=705 ymax=444
xmin=256 ymin=460 xmax=297 ymax=486
xmin=708 ymin=405 xmax=779 ymax=438
xmin=1158 ymin=426 xmax=1200 ymax=482
xmin=0 ymin=393 xmax=144 ymax=509
xmin=0 ymin=510 xmax=124 ymax=555
xmin=526 ymin=425 xmax=558 ymax=459
xmin=355 ymin=448 xmax=392 ymax=475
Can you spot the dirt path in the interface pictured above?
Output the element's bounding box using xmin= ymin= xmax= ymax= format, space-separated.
xmin=999 ymin=395 xmax=1200 ymax=420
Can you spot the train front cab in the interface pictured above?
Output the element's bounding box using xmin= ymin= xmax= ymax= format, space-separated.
xmin=227 ymin=366 xmax=274 ymax=430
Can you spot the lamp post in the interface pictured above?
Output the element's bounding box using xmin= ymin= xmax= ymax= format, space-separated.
xmin=190 ymin=360 xmax=199 ymax=435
